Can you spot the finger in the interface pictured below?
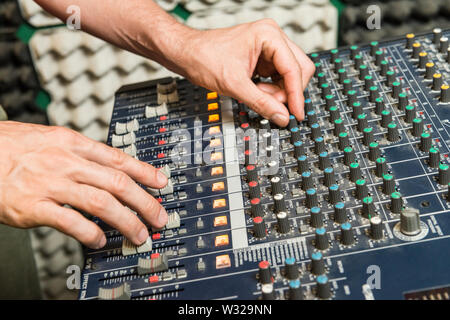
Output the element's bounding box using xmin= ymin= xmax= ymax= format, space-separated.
xmin=70 ymin=158 xmax=168 ymax=228
xmin=233 ymin=78 xmax=290 ymax=127
xmin=262 ymin=37 xmax=304 ymax=121
xmin=37 ymin=201 xmax=106 ymax=249
xmin=282 ymin=35 xmax=315 ymax=89
xmin=52 ymin=180 xmax=150 ymax=246
xmin=256 ymin=82 xmax=287 ymax=103
xmin=73 ymin=139 xmax=168 ymax=189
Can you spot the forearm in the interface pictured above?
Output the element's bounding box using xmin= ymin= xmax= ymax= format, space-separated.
xmin=34 ymin=0 xmax=193 ymax=75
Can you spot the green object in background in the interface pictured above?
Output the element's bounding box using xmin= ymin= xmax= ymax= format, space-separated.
xmin=170 ymin=3 xmax=191 ymax=21
xmin=35 ymin=90 xmax=51 ymax=112
xmin=329 ymin=0 xmax=346 ymax=47
xmin=16 ymin=23 xmax=36 ymax=44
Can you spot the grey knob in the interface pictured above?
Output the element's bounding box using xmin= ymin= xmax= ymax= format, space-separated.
xmin=400 ymin=208 xmax=421 ymax=236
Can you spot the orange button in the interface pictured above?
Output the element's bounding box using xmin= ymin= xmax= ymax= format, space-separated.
xmin=209 ymin=126 xmax=221 ymax=135
xmin=208 ymin=102 xmax=219 ymax=111
xmin=208 ymin=114 xmax=220 ymax=122
xmin=213 ymin=198 xmax=226 ymax=209
xmin=215 ymin=234 xmax=229 ymax=247
xmin=216 ymin=254 xmax=231 ymax=269
xmin=207 ymin=92 xmax=218 ymax=100
xmin=212 ymin=181 xmax=225 ymax=192
xmin=214 ymin=216 xmax=228 ymax=227
xmin=211 ymin=166 xmax=223 ymax=176
xmin=209 ymin=138 xmax=222 ymax=148
xmin=210 ymin=152 xmax=223 ymax=162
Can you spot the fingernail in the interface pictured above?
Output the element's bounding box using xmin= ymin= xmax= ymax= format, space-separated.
xmin=137 ymin=228 xmax=149 ymax=244
xmin=96 ymin=235 xmax=107 ymax=249
xmin=270 ymin=113 xmax=289 ymax=127
xmin=158 ymin=207 xmax=168 ymax=226
xmin=157 ymin=170 xmax=168 ymax=186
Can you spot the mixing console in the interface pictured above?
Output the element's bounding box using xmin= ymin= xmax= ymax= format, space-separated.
xmin=80 ymin=29 xmax=450 ymax=300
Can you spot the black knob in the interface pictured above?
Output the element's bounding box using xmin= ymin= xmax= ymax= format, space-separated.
xmin=260 ymin=119 xmax=271 ymax=130
xmin=288 ymin=280 xmax=304 ymax=300
xmin=386 ymin=70 xmax=395 ymax=87
xmin=370 ymin=216 xmax=384 ymax=240
xmin=359 ymin=65 xmax=368 ymax=80
xmin=316 ymin=275 xmax=332 ymax=299
xmin=375 ymin=97 xmax=384 ymax=115
xmin=253 ymin=216 xmax=266 ymax=238
xmin=273 ymin=193 xmax=287 ymax=213
xmin=321 ymin=83 xmax=331 ymax=99
xmin=364 ymin=75 xmax=374 ymax=90
xmin=439 ymin=163 xmax=449 ymax=185
xmin=363 ymin=127 xmax=374 ymax=146
xmin=347 ymin=90 xmax=357 ymax=107
xmin=270 ymin=176 xmax=283 ymax=195
xmin=368 ymin=142 xmax=381 ymax=161
xmin=318 ymin=151 xmax=331 ymax=170
xmin=290 ymin=127 xmax=301 ymax=143
xmin=325 ymin=95 xmax=335 ymax=110
xmin=441 ymin=84 xmax=450 ymax=103
xmin=381 ymin=109 xmax=392 ymax=128
xmin=334 ymin=118 xmax=345 ymax=136
xmin=350 ymin=45 xmax=359 ymax=59
xmin=294 ymin=140 xmax=305 ymax=158
xmin=306 ymin=189 xmax=319 ymax=209
xmin=352 ymin=102 xmax=363 ymax=119
xmin=349 ymin=162 xmax=362 ymax=182
xmin=390 ymin=191 xmax=403 ymax=214
xmin=338 ymin=68 xmax=347 ymax=83
xmin=343 ymin=147 xmax=356 ymax=166
xmin=418 ymin=52 xmax=428 ymax=69
xmin=248 ymin=181 xmax=261 ymax=199
xmin=369 ymin=86 xmax=379 ymax=102
xmin=433 ymin=73 xmax=443 ymax=91
xmin=420 ymin=131 xmax=432 ymax=152
xmin=376 ymin=157 xmax=387 ymax=177
xmin=315 ymin=137 xmax=326 ymax=155
xmin=387 ymin=122 xmax=400 ymax=142
xmin=412 ymin=42 xmax=421 ymax=59
xmin=317 ymin=72 xmax=326 ymax=86
xmin=246 ymin=165 xmax=258 ymax=182
xmin=370 ymin=41 xmax=379 ymax=56
xmin=380 ymin=60 xmax=388 ymax=76
xmin=277 ymin=211 xmax=290 ymax=234
xmin=323 ymin=167 xmax=336 ymax=187
xmin=440 ymin=37 xmax=449 ymax=54
xmin=310 ymin=123 xmax=321 ymax=140
xmin=304 ymin=98 xmax=313 ymax=113
xmin=338 ymin=132 xmax=350 ymax=150
xmin=309 ymin=206 xmax=323 ymax=227
xmin=315 ymin=228 xmax=329 ymax=250
xmin=362 ymin=196 xmax=376 ymax=219
xmin=340 ymin=222 xmax=355 ymax=245
xmin=343 ymin=79 xmax=352 ymax=92
xmin=433 ymin=28 xmax=442 ymax=45
xmin=357 ymin=113 xmax=368 ymax=132
xmin=328 ymin=106 xmax=339 ymax=122
xmin=405 ymin=33 xmax=415 ymax=49
xmin=297 ymin=155 xmax=309 ymax=174
xmin=412 ymin=118 xmax=423 ymax=137
xmin=375 ymin=50 xmax=384 ymax=66
xmin=258 ymin=260 xmax=272 ymax=284
xmin=328 ymin=184 xmax=341 ymax=204
xmin=382 ymin=173 xmax=396 ymax=195
xmin=307 ymin=111 xmax=318 ymax=127
xmin=334 ymin=202 xmax=347 ymax=224
xmin=250 ymin=198 xmax=264 ymax=218
xmin=404 ymin=105 xmax=416 ymax=123
xmin=284 ymin=257 xmax=299 ymax=280
xmin=261 ymin=284 xmax=276 ymax=300
xmin=301 ymin=171 xmax=314 ymax=191
xmin=311 ymin=252 xmax=326 ymax=275
xmin=288 ymin=115 xmax=298 ymax=130
xmin=398 ymin=92 xmax=408 ymax=111
xmin=425 ymin=62 xmax=435 ymax=80
xmin=391 ymin=81 xmax=402 ymax=99
xmin=428 ymin=147 xmax=440 ymax=168
xmin=355 ymin=178 xmax=368 ymax=200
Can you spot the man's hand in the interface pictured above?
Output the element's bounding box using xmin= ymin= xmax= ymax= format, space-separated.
xmin=0 ymin=122 xmax=168 ymax=249
xmin=175 ymin=19 xmax=316 ymax=127
xmin=34 ymin=1 xmax=314 ymax=127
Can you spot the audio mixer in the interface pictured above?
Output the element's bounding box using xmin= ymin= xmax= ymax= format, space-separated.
xmin=79 ymin=29 xmax=450 ymax=300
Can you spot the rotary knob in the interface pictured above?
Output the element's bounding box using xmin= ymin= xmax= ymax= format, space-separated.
xmin=246 ymin=165 xmax=258 ymax=182
xmin=433 ymin=28 xmax=442 ymax=44
xmin=420 ymin=131 xmax=432 ymax=152
xmin=328 ymin=184 xmax=341 ymax=204
xmin=301 ymin=171 xmax=314 ymax=191
xmin=428 ymin=147 xmax=440 ymax=168
xmin=412 ymin=118 xmax=423 ymax=137
xmin=439 ymin=163 xmax=450 ymax=185
xmin=258 ymin=260 xmax=273 ymax=284
xmin=357 ymin=114 xmax=369 ymax=132
xmin=290 ymin=127 xmax=301 ymax=143
xmin=288 ymin=115 xmax=298 ymax=130
xmin=334 ymin=202 xmax=347 ymax=224
xmin=315 ymin=228 xmax=329 ymax=250
xmin=425 ymin=62 xmax=435 ymax=80
xmin=304 ymin=98 xmax=313 ymax=113
xmin=318 ymin=152 xmax=331 ymax=170
xmin=340 ymin=222 xmax=354 ymax=245
xmin=288 ymin=280 xmax=304 ymax=300
xmin=369 ymin=142 xmax=381 ymax=161
xmin=441 ymin=84 xmax=450 ymax=103
xmin=323 ymin=167 xmax=336 ymax=187
xmin=405 ymin=33 xmax=415 ymax=49
xmin=294 ymin=140 xmax=305 ymax=158
xmin=381 ymin=109 xmax=392 ymax=128
xmin=261 ymin=284 xmax=276 ymax=300
xmin=329 ymin=106 xmax=339 ymax=122
xmin=390 ymin=191 xmax=403 ymax=214
xmin=349 ymin=162 xmax=362 ymax=182
xmin=352 ymin=101 xmax=363 ymax=119
xmin=250 ymin=198 xmax=264 ymax=218
xmin=310 ymin=206 xmax=323 ymax=227
xmin=404 ymin=105 xmax=416 ymax=123
xmin=273 ymin=193 xmax=287 ymax=213
xmin=316 ymin=275 xmax=332 ymax=299
xmin=297 ymin=155 xmax=309 ymax=174
xmin=400 ymin=208 xmax=421 ymax=236
xmin=334 ymin=118 xmax=345 ymax=136
xmin=277 ymin=211 xmax=291 ymax=234
xmin=398 ymin=92 xmax=408 ymax=111
xmin=253 ymin=216 xmax=266 ymax=238
xmin=306 ymin=189 xmax=319 ymax=209
xmin=370 ymin=216 xmax=384 ymax=240
xmin=343 ymin=147 xmax=356 ymax=166
xmin=375 ymin=157 xmax=387 ymax=177
xmin=387 ymin=122 xmax=400 ymax=142
xmin=270 ymin=176 xmax=283 ymax=195
xmin=310 ymin=123 xmax=321 ymax=140
xmin=338 ymin=132 xmax=350 ymax=150
xmin=248 ymin=181 xmax=261 ymax=199
xmin=260 ymin=119 xmax=271 ymax=130
xmin=375 ymin=97 xmax=385 ymax=115
xmin=311 ymin=252 xmax=326 ymax=275
xmin=284 ymin=257 xmax=299 ymax=280
xmin=362 ymin=196 xmax=376 ymax=219
xmin=314 ymin=137 xmax=326 ymax=154
xmin=382 ymin=174 xmax=396 ymax=195
xmin=355 ymin=179 xmax=368 ymax=200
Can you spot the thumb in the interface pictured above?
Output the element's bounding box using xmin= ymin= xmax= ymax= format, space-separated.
xmin=234 ymin=79 xmax=290 ymax=127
